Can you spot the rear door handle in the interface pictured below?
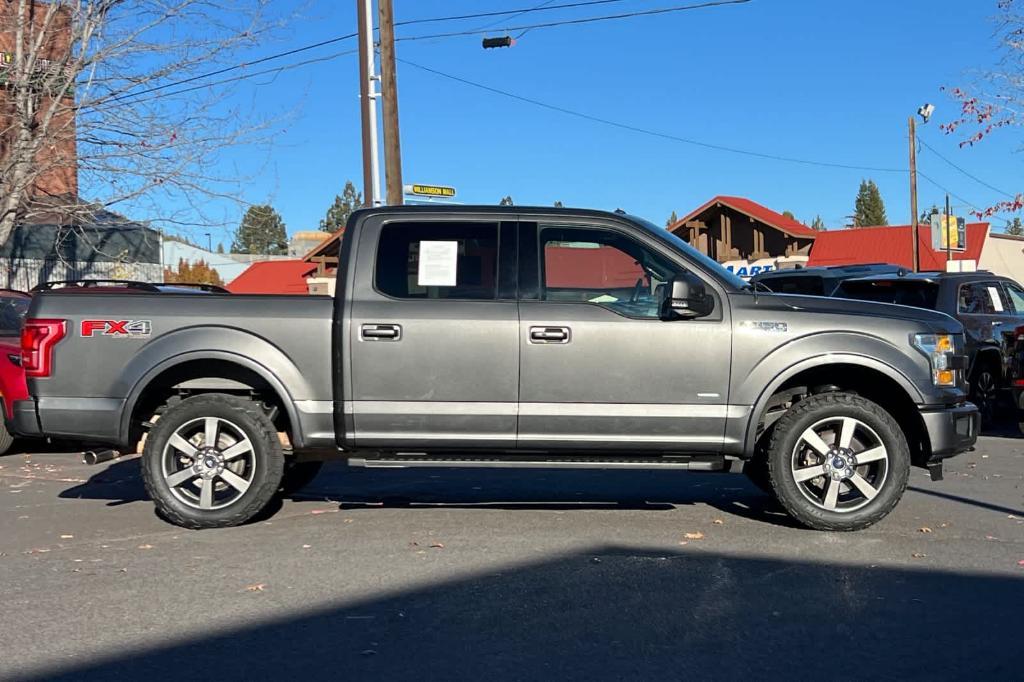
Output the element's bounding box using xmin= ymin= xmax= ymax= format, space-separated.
xmin=361 ymin=324 xmax=401 ymax=341
xmin=529 ymin=326 xmax=570 ymax=344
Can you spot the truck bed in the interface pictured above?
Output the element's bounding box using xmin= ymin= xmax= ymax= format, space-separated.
xmin=24 ymin=292 xmax=335 ymax=448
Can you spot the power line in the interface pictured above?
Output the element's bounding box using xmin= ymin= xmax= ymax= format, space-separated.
xmin=395 ymin=0 xmax=753 ymax=42
xmin=917 ymin=136 xmax=1016 ymax=199
xmin=397 ymin=57 xmax=907 ymax=173
xmin=92 ymin=49 xmax=358 ymax=109
xmin=101 ymin=1 xmax=632 ymax=106
xmin=394 ymin=0 xmax=630 ymax=28
xmin=106 ymin=32 xmax=359 ymax=104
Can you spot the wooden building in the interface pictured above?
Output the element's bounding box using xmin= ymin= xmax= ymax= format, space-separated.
xmin=668 ymin=196 xmax=817 ymax=263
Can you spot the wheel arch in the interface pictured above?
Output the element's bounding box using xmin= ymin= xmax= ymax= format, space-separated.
xmin=744 ymin=358 xmax=929 ymax=467
xmin=121 ymin=351 xmax=302 ymax=451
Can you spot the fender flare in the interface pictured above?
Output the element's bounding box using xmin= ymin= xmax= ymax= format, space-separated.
xmin=119 ymin=350 xmax=304 ymax=449
xmin=742 ymin=353 xmax=923 ymax=454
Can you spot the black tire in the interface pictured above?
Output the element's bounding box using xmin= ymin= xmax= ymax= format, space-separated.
xmin=0 ymin=421 xmax=14 ymax=455
xmin=280 ymin=460 xmax=324 ymax=496
xmin=141 ymin=393 xmax=284 ymax=529
xmin=970 ymin=361 xmax=1000 ymax=426
xmin=767 ymin=392 xmax=910 ymax=532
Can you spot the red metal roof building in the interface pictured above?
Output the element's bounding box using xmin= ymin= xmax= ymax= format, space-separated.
xmin=225 ymin=259 xmax=315 ymax=295
xmin=807 ymin=223 xmax=990 ymax=270
xmin=668 ymin=195 xmax=817 ymax=263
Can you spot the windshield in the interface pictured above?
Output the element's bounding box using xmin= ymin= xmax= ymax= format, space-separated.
xmin=833 ymin=279 xmax=939 ymax=309
xmin=629 ymin=215 xmax=748 ymax=290
xmin=0 ymin=294 xmax=29 ymax=336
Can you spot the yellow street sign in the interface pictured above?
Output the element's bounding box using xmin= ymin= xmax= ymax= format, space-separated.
xmin=406 ymin=184 xmax=456 ymax=198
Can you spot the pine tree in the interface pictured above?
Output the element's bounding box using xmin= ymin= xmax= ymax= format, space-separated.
xmin=810 ymin=215 xmax=826 ymax=231
xmin=666 ymin=210 xmax=678 ymax=227
xmin=553 ymin=200 xmax=564 ymax=208
xmin=231 ymin=204 xmax=287 ymax=255
xmin=216 ymin=243 xmax=225 ymax=254
xmin=1006 ymin=217 xmax=1024 ymax=236
xmin=853 ymin=179 xmax=888 ymax=227
xmin=499 ymin=195 xmax=514 ymax=206
xmin=320 ymin=180 xmax=363 ymax=233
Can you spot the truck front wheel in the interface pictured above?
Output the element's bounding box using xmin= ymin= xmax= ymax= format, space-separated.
xmin=767 ymin=392 xmax=910 ymax=531
xmin=141 ymin=394 xmax=285 ymax=529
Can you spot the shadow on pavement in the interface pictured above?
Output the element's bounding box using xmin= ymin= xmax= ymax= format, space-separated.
xmin=60 ymin=461 xmax=801 ymax=528
xmin=25 ymin=546 xmax=1021 ymax=681
xmin=908 ymin=486 xmax=1023 ymax=517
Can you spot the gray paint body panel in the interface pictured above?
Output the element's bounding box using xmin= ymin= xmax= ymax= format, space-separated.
xmin=24 ymin=205 xmax=974 ymax=464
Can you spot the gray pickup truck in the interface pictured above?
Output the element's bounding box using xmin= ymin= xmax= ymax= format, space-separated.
xmin=13 ymin=206 xmax=978 ymax=531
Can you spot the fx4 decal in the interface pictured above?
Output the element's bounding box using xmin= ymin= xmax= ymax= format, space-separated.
xmin=81 ymin=319 xmax=152 ymax=338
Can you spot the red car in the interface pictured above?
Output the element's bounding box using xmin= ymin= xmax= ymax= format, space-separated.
xmin=0 ymin=289 xmax=31 ymax=454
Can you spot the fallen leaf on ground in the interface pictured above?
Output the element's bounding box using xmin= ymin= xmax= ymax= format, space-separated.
xmin=683 ymin=532 xmax=705 ymax=540
xmin=430 ymin=542 xmax=445 ymax=549
xmin=302 ymin=544 xmax=311 ymax=549
xmin=911 ymin=552 xmax=927 ymax=558
xmin=245 ymin=583 xmax=267 ymax=592
xmin=25 ymin=548 xmax=50 ymax=554
xmin=60 ymin=534 xmax=73 ymax=539
xmin=712 ymin=519 xmax=724 ymax=525
xmin=918 ymin=527 xmax=932 ymax=533
xmin=940 ymin=522 xmax=951 ymax=528
xmin=137 ymin=544 xmax=154 ymax=550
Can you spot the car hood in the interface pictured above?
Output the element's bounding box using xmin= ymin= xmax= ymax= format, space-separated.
xmin=759 ymin=293 xmax=962 ymax=333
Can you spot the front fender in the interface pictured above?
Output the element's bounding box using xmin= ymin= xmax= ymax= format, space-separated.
xmin=733 ymin=331 xmax=927 ymax=454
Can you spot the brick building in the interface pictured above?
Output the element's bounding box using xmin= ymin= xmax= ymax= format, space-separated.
xmin=0 ymin=1 xmax=77 ymax=202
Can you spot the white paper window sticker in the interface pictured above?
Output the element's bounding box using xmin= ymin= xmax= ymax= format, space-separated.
xmin=417 ymin=240 xmax=458 ymax=287
xmin=987 ymin=286 xmax=1004 ymax=312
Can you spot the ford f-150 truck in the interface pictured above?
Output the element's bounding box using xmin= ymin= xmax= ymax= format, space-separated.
xmin=12 ymin=206 xmax=979 ymax=530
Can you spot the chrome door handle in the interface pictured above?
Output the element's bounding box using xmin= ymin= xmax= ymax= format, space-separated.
xmin=529 ymin=326 xmax=570 ymax=344
xmin=361 ymin=324 xmax=401 ymax=341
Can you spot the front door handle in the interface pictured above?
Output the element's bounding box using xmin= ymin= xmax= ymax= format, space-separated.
xmin=361 ymin=324 xmax=401 ymax=341
xmin=529 ymin=326 xmax=570 ymax=344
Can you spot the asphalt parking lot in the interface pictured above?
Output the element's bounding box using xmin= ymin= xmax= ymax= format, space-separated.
xmin=1 ymin=436 xmax=1021 ymax=681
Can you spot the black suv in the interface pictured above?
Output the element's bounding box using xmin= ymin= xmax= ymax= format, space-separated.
xmin=751 ymin=263 xmax=902 ymax=296
xmin=832 ymin=271 xmax=1024 ymax=421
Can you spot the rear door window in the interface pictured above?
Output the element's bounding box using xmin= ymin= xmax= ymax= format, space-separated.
xmin=958 ymin=281 xmax=1007 ymax=314
xmin=834 ymin=280 xmax=939 ymax=309
xmin=375 ymin=222 xmax=499 ymax=300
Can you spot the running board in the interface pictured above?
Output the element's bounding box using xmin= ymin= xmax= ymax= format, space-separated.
xmin=347 ymin=454 xmax=728 ymax=471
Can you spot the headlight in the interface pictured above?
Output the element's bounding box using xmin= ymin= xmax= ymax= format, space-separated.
xmin=912 ymin=333 xmax=956 ymax=387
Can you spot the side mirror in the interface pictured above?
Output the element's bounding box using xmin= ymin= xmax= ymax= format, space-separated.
xmin=660 ymin=272 xmax=713 ymax=320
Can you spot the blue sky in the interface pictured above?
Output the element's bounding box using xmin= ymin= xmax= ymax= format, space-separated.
xmin=123 ymin=0 xmax=1022 ymax=245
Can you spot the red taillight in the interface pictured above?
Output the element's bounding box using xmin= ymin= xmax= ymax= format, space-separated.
xmin=21 ymin=319 xmax=66 ymax=378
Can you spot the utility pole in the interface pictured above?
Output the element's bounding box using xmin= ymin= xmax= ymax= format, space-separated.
xmin=357 ymin=0 xmax=381 ymax=207
xmin=944 ymin=193 xmax=952 ymax=267
xmin=908 ymin=116 xmax=920 ymax=272
xmin=378 ymin=0 xmax=404 ymax=205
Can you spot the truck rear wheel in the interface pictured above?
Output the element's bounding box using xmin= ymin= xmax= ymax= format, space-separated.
xmin=767 ymin=392 xmax=909 ymax=532
xmin=141 ymin=394 xmax=285 ymax=529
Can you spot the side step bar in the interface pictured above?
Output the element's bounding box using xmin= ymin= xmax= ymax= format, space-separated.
xmin=347 ymin=454 xmax=728 ymax=471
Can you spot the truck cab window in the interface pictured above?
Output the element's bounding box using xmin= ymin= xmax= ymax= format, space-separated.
xmin=539 ymin=226 xmax=681 ymax=319
xmin=376 ymin=222 xmax=499 ymax=300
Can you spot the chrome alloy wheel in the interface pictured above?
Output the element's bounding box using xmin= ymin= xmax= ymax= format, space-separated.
xmin=161 ymin=417 xmax=256 ymax=510
xmin=790 ymin=416 xmax=889 ymax=513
